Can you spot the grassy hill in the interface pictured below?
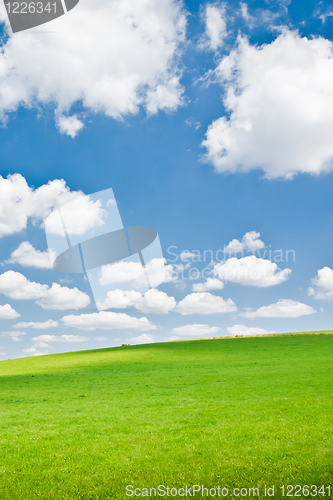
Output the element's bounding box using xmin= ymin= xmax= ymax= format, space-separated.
xmin=0 ymin=334 xmax=332 ymax=499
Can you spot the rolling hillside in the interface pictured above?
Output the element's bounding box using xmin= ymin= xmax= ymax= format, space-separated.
xmin=0 ymin=334 xmax=332 ymax=499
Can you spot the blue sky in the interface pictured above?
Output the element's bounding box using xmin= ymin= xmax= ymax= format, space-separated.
xmin=1 ymin=0 xmax=333 ymax=359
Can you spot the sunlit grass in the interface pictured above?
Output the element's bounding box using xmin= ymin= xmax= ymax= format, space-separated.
xmin=0 ymin=333 xmax=332 ymax=499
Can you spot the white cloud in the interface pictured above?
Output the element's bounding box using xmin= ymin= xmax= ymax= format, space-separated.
xmin=239 ymin=2 xmax=254 ymax=26
xmin=152 ymin=260 xmax=180 ymax=285
xmin=308 ymin=267 xmax=333 ymax=300
xmin=14 ymin=320 xmax=59 ymax=329
xmin=167 ymin=335 xmax=180 ymax=341
xmin=238 ymin=2 xmax=276 ymax=28
xmin=223 ymin=239 xmax=244 ymax=254
xmin=127 ymin=333 xmax=156 ymax=344
xmin=164 ymin=262 xmax=188 ymax=284
xmin=242 ymin=299 xmax=316 ymax=318
xmin=97 ymin=288 xmax=177 ymax=314
xmin=214 ymin=256 xmax=291 ymax=287
xmin=224 ymin=231 xmax=265 ymax=254
xmin=185 ymin=118 xmax=201 ymax=130
xmin=32 ymin=334 xmax=89 ymax=343
xmin=7 ymin=241 xmax=54 ymax=269
xmin=0 ymin=271 xmax=90 ymax=310
xmin=97 ymin=258 xmax=177 ymax=298
xmin=180 ymin=251 xmax=197 ymax=261
xmin=36 ymin=283 xmax=90 ymax=310
xmin=0 ymin=0 xmax=186 ymax=130
xmin=99 ymin=261 xmax=145 ymax=286
xmin=227 ymin=324 xmax=275 ymax=335
xmin=1 ymin=331 xmax=26 ymax=341
xmin=0 ymin=271 xmax=48 ymax=300
xmin=94 ymin=337 xmax=108 ymax=341
xmin=192 ymin=278 xmax=224 ymax=292
xmin=33 ymin=342 xmax=50 ymax=348
xmin=242 ymin=231 xmax=265 ymax=252
xmin=134 ymin=289 xmax=177 ymax=314
xmin=61 ymin=311 xmax=157 ymax=331
xmin=97 ymin=288 xmax=176 ymax=314
xmin=145 ymin=76 xmax=184 ymax=115
xmin=176 ymin=292 xmax=237 ymax=315
xmin=171 ymin=323 xmax=221 ymax=336
xmin=99 ymin=258 xmax=170 ymax=289
xmin=317 ymin=8 xmax=333 ymax=23
xmin=45 ymin=194 xmax=106 ymax=237
xmin=0 ymin=304 xmax=20 ymax=319
xmin=0 ymin=174 xmax=84 ymax=238
xmin=97 ymin=289 xmax=142 ymax=310
xmin=22 ymin=347 xmax=49 ymax=356
xmin=202 ymin=30 xmax=333 ymax=179
xmin=200 ymin=3 xmax=227 ymax=51
xmin=56 ymin=114 xmax=84 ymax=138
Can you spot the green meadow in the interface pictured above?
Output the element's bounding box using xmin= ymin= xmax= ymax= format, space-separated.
xmin=0 ymin=333 xmax=332 ymax=499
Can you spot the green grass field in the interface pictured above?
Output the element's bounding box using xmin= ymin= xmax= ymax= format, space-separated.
xmin=0 ymin=333 xmax=332 ymax=499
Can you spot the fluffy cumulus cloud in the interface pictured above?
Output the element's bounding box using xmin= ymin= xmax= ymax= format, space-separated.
xmin=171 ymin=323 xmax=221 ymax=336
xmin=99 ymin=261 xmax=146 ymax=286
xmin=0 ymin=174 xmax=84 ymax=238
xmin=45 ymin=194 xmax=106 ymax=237
xmin=308 ymin=267 xmax=333 ymax=300
xmin=56 ymin=115 xmax=84 ymax=138
xmin=1 ymin=331 xmax=26 ymax=341
xmin=224 ymin=231 xmax=265 ymax=254
xmin=36 ymin=283 xmax=90 ymax=310
xmin=202 ymin=30 xmax=333 ymax=179
xmin=176 ymin=292 xmax=237 ymax=315
xmin=14 ymin=320 xmax=59 ymax=329
xmin=61 ymin=311 xmax=157 ymax=331
xmin=7 ymin=242 xmax=54 ymax=269
xmin=97 ymin=288 xmax=176 ymax=314
xmin=0 ymin=271 xmax=48 ymax=300
xmin=22 ymin=347 xmax=48 ymax=356
xmin=134 ymin=289 xmax=177 ymax=314
xmin=227 ymin=324 xmax=275 ymax=336
xmin=32 ymin=334 xmax=89 ymax=343
xmin=127 ymin=333 xmax=156 ymax=344
xmin=242 ymin=299 xmax=316 ymax=319
xmin=0 ymin=271 xmax=90 ymax=310
xmin=180 ymin=251 xmax=197 ymax=262
xmin=0 ymin=0 xmax=186 ymax=133
xmin=97 ymin=289 xmax=143 ymax=310
xmin=192 ymin=278 xmax=224 ymax=292
xmin=200 ymin=2 xmax=227 ymax=51
xmin=33 ymin=342 xmax=50 ymax=348
xmin=99 ymin=258 xmax=173 ymax=289
xmin=0 ymin=304 xmax=20 ymax=319
xmin=214 ymin=256 xmax=291 ymax=287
